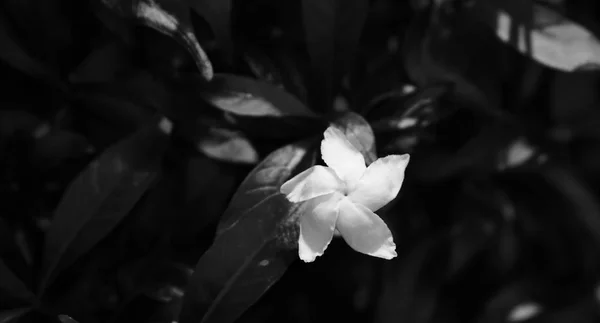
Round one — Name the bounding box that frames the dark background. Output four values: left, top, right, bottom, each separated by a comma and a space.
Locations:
2, 0, 600, 322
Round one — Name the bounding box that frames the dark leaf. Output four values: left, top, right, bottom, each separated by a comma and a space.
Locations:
122, 166, 182, 250
549, 72, 600, 124
57, 315, 79, 323
179, 141, 315, 323
171, 156, 239, 248
118, 257, 192, 302
493, 222, 520, 275
241, 48, 286, 88
447, 218, 494, 277
4, 0, 73, 69
202, 74, 318, 118
477, 282, 535, 323
164, 73, 321, 144
90, 0, 135, 43
525, 299, 597, 323
188, 0, 233, 58
473, 1, 600, 71
302, 0, 369, 110
353, 50, 405, 118
366, 84, 448, 122
74, 88, 153, 130
0, 308, 30, 323
150, 76, 238, 146
197, 128, 259, 164
224, 116, 326, 143
542, 166, 600, 247
72, 73, 165, 134
369, 85, 450, 139
38, 117, 172, 296
0, 258, 34, 303
30, 130, 92, 170
410, 123, 521, 182
404, 9, 506, 115
240, 46, 311, 104
109, 71, 172, 111
332, 111, 377, 164
375, 237, 442, 323
122, 154, 237, 253
68, 41, 131, 84
269, 48, 311, 105
95, 0, 213, 79
0, 9, 58, 82
0, 110, 40, 138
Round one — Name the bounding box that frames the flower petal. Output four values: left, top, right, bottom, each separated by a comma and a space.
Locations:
298, 193, 344, 262
321, 126, 366, 184
281, 165, 342, 203
349, 154, 410, 212
336, 198, 397, 260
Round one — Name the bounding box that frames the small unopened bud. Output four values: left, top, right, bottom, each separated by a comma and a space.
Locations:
159, 117, 173, 134
32, 123, 51, 139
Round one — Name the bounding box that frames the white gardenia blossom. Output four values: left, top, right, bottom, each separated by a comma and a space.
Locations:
280, 126, 410, 262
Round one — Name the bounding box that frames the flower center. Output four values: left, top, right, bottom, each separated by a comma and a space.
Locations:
341, 185, 350, 196
341, 179, 358, 196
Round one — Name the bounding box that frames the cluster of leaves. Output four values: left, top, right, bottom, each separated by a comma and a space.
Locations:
2, 0, 600, 322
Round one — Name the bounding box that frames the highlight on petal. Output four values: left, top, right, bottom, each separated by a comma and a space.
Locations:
320, 126, 366, 185
349, 154, 410, 212
336, 198, 397, 260
281, 165, 343, 203
297, 193, 344, 262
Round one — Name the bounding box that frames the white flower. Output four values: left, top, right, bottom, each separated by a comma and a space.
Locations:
280, 126, 410, 262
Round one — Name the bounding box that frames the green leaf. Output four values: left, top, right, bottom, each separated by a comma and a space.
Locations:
302, 0, 369, 110
38, 117, 172, 296
95, 0, 213, 80
0, 258, 34, 304
332, 111, 377, 164
179, 141, 315, 323
475, 2, 600, 71
202, 74, 318, 118
188, 0, 233, 59
0, 308, 31, 323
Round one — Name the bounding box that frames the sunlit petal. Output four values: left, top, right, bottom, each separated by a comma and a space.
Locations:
281, 165, 343, 203
320, 126, 366, 184
349, 154, 409, 212
298, 193, 344, 262
336, 198, 397, 260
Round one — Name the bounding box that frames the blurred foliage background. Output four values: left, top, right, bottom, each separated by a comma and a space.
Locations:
2, 0, 600, 322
